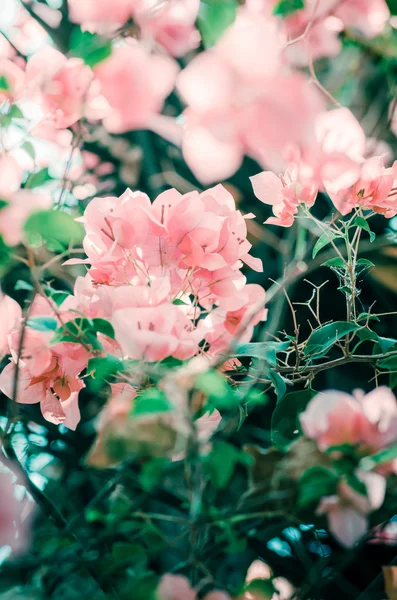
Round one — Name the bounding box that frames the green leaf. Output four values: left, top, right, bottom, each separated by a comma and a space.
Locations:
27, 316, 58, 332
172, 298, 188, 305
312, 231, 337, 258
378, 355, 397, 370
356, 258, 375, 269
91, 318, 115, 339
14, 280, 33, 292
353, 216, 375, 242
87, 355, 124, 391
271, 389, 316, 450
52, 317, 114, 349
273, 0, 304, 16
9, 105, 24, 119
131, 388, 172, 417
0, 199, 9, 211
233, 341, 289, 364
360, 444, 397, 470
305, 321, 361, 358
268, 369, 288, 399
24, 209, 84, 249
204, 441, 253, 489
0, 75, 9, 91
70, 27, 112, 67
198, 0, 238, 48
195, 369, 236, 410
111, 542, 147, 569
21, 141, 35, 159
139, 457, 169, 492
298, 466, 338, 508
321, 257, 345, 268
25, 167, 53, 189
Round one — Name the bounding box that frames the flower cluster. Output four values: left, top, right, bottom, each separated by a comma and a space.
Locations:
0, 185, 266, 430
67, 184, 266, 359
67, 0, 200, 57
299, 387, 397, 546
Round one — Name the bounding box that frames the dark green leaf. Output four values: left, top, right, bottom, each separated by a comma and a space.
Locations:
271, 389, 316, 450
305, 321, 361, 358
204, 441, 253, 489
70, 27, 112, 67
0, 199, 9, 211
87, 355, 124, 391
172, 298, 188, 305
321, 257, 345, 268
131, 388, 172, 417
353, 216, 375, 242
233, 341, 289, 364
312, 231, 337, 258
273, 0, 304, 16
298, 466, 338, 508
0, 75, 9, 91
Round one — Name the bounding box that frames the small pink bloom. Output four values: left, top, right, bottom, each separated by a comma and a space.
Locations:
135, 0, 201, 56
317, 470, 386, 547
25, 46, 109, 129
300, 387, 397, 456
95, 43, 178, 133
251, 165, 317, 227
0, 468, 31, 553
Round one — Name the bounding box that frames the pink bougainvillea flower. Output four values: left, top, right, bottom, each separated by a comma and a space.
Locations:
250, 164, 318, 227
300, 387, 397, 460
176, 7, 325, 183
324, 155, 397, 217
334, 0, 389, 38
68, 0, 200, 55
95, 43, 178, 133
317, 470, 386, 547
0, 326, 88, 430
68, 0, 134, 31
25, 46, 109, 129
135, 0, 201, 56
157, 574, 231, 600
0, 468, 31, 553
0, 57, 25, 102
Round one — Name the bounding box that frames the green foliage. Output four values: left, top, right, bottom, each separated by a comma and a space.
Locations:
27, 316, 58, 332
353, 216, 376, 242
298, 466, 338, 508
52, 317, 115, 349
204, 441, 253, 489
386, 0, 397, 15
24, 209, 84, 249
312, 231, 337, 258
271, 389, 316, 450
198, 0, 238, 47
131, 388, 172, 416
70, 27, 112, 67
87, 355, 125, 391
305, 321, 361, 358
25, 167, 53, 189
273, 0, 304, 17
